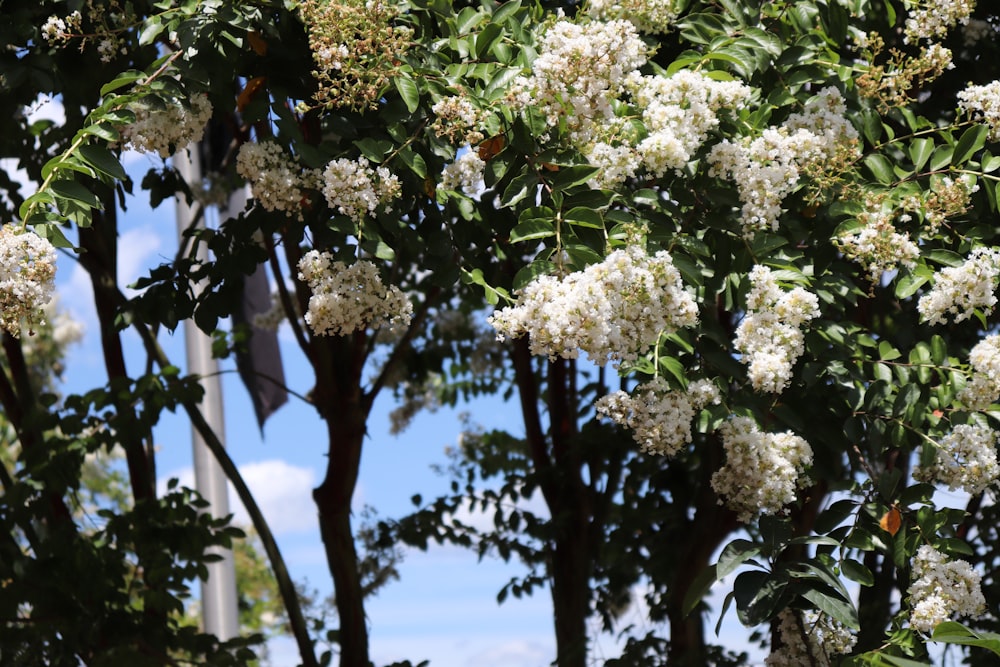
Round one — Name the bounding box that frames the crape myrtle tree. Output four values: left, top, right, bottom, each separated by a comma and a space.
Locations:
391, 0, 1000, 665
6, 0, 1000, 667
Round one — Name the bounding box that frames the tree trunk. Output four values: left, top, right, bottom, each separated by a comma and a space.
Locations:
547, 358, 590, 667
314, 404, 369, 667
550, 509, 590, 667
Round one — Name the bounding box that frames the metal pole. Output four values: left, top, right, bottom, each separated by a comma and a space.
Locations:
174, 145, 240, 641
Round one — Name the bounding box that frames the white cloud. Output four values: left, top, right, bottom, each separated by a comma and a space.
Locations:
158, 458, 318, 536
464, 639, 551, 667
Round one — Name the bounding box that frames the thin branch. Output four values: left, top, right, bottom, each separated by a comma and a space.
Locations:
511, 338, 557, 512
133, 319, 319, 667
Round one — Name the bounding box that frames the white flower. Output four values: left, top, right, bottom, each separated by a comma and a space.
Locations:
711, 416, 813, 522
734, 266, 820, 394
41, 16, 67, 43
958, 335, 1000, 410
917, 247, 1000, 325
958, 80, 1000, 142
837, 207, 920, 282
489, 244, 698, 366
321, 157, 400, 224
586, 0, 680, 34
908, 544, 985, 633
914, 423, 1000, 495
630, 70, 752, 178
765, 608, 857, 666
903, 0, 975, 44
120, 94, 213, 158
297, 251, 412, 337
708, 87, 858, 236
0, 225, 57, 337
237, 141, 321, 218
439, 151, 485, 196
594, 377, 720, 457
508, 19, 648, 145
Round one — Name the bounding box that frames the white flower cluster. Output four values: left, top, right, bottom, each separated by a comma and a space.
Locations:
765, 608, 857, 667
629, 70, 752, 179
489, 244, 698, 365
708, 87, 858, 236
837, 207, 920, 283
507, 19, 648, 144
958, 80, 1000, 142
914, 423, 1000, 495
237, 142, 321, 218
41, 11, 81, 44
586, 0, 680, 35
903, 0, 976, 44
316, 43, 350, 71
297, 250, 412, 337
584, 142, 642, 190
594, 377, 720, 457
0, 225, 57, 337
917, 247, 1000, 325
734, 266, 820, 394
439, 151, 486, 196
908, 544, 985, 633
958, 335, 1000, 410
322, 157, 401, 225
431, 96, 486, 145
120, 94, 213, 159
711, 416, 813, 522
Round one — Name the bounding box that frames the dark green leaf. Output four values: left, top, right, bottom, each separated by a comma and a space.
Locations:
953, 124, 989, 165
79, 144, 128, 181
393, 75, 420, 113
842, 559, 874, 587
50, 179, 102, 209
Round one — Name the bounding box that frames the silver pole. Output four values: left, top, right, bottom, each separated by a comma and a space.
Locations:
174, 145, 240, 641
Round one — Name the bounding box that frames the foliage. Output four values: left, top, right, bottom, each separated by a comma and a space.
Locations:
6, 0, 1000, 665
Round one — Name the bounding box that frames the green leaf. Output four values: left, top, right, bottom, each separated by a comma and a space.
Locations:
33, 223, 74, 249
864, 154, 895, 185
79, 144, 128, 181
716, 539, 762, 580
924, 248, 964, 267
878, 340, 901, 361
509, 218, 555, 243
801, 586, 860, 630
393, 75, 420, 113
81, 122, 121, 143
894, 271, 928, 299
929, 144, 953, 171
953, 124, 989, 165
100, 70, 145, 96
892, 383, 920, 418
50, 179, 102, 209
476, 23, 502, 59
492, 0, 522, 24
500, 173, 536, 207
909, 138, 934, 171
563, 207, 603, 229
455, 6, 484, 34
682, 564, 718, 616
932, 622, 1000, 656
460, 267, 508, 305
512, 260, 556, 291
842, 559, 875, 587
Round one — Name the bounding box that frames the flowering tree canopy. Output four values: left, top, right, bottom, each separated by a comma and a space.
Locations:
6, 0, 1000, 665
